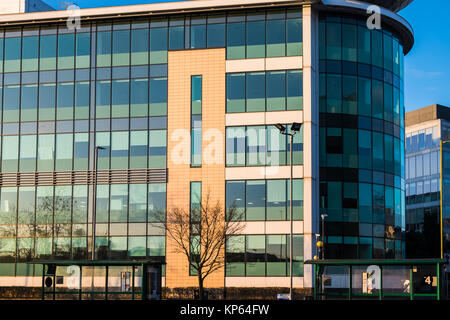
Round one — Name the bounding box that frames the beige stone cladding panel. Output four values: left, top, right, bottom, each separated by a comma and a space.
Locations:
166, 49, 226, 289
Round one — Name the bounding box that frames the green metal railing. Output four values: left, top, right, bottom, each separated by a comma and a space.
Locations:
29, 260, 163, 301
307, 259, 445, 301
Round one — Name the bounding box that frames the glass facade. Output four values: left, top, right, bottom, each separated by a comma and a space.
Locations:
0, 8, 304, 280
319, 15, 405, 259
226, 179, 303, 221
226, 70, 303, 113
226, 234, 303, 277
405, 125, 444, 258
226, 125, 303, 167
0, 183, 166, 276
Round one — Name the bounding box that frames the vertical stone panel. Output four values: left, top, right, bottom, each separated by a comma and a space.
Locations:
166, 49, 226, 289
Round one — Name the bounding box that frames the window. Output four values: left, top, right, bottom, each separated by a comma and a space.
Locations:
129, 184, 147, 222
246, 235, 266, 276
246, 180, 265, 221
111, 132, 129, 169
286, 17, 302, 56
148, 183, 166, 222
226, 236, 245, 276
113, 30, 130, 66
266, 18, 285, 57
357, 26, 371, 64
0, 187, 17, 225
326, 22, 341, 60
96, 185, 109, 223
55, 134, 73, 171
3, 85, 20, 123
226, 179, 303, 222
58, 33, 75, 69
75, 81, 90, 119
207, 23, 225, 48
148, 236, 165, 257
287, 70, 303, 110
342, 23, 357, 62
266, 71, 286, 111
128, 236, 146, 257
226, 127, 245, 166
149, 130, 167, 169
2, 136, 19, 172
149, 78, 167, 116
73, 185, 88, 224
96, 81, 111, 118
40, 35, 57, 70
20, 135, 36, 172
226, 234, 304, 277
227, 22, 245, 60
150, 28, 167, 64
226, 181, 245, 220
4, 37, 21, 73
342, 75, 357, 114
38, 134, 55, 171
226, 73, 245, 113
131, 79, 149, 117
226, 125, 302, 167
131, 28, 149, 65
57, 82, 74, 120
246, 126, 266, 166
246, 72, 265, 112
112, 80, 130, 117
36, 186, 53, 224
110, 184, 128, 223
39, 83, 56, 121
21, 84, 38, 121
358, 78, 371, 116
54, 186, 71, 223
22, 36, 39, 72
191, 76, 202, 167
191, 24, 206, 49
74, 133, 89, 170
18, 187, 35, 224
169, 24, 184, 50
326, 74, 342, 114
247, 21, 265, 58
76, 33, 91, 68
97, 31, 112, 67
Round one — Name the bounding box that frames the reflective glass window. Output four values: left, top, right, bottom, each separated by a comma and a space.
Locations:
110, 184, 128, 223
40, 35, 57, 70
58, 33, 75, 69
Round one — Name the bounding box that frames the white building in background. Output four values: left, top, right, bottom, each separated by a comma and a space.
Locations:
0, 0, 54, 14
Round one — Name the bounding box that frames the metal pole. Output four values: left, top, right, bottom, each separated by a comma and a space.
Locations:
92, 146, 99, 261
91, 146, 101, 300
441, 140, 444, 259
289, 133, 294, 301
322, 216, 325, 259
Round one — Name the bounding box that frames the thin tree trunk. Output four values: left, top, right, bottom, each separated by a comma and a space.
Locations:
198, 274, 204, 300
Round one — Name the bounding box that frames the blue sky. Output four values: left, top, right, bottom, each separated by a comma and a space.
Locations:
43, 0, 448, 112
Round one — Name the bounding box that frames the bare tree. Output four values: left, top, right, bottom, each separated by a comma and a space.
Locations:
156, 193, 244, 300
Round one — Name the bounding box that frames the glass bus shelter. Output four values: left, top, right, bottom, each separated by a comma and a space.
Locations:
305, 259, 446, 300
29, 260, 164, 300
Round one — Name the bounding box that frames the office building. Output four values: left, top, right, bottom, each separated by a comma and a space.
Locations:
405, 104, 450, 259
0, 0, 413, 298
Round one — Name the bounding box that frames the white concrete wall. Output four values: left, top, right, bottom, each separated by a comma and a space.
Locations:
302, 4, 320, 289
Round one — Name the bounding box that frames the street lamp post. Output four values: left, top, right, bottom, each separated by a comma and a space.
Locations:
273, 123, 301, 301
440, 140, 450, 259
91, 146, 106, 261
321, 213, 328, 259
90, 146, 106, 300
